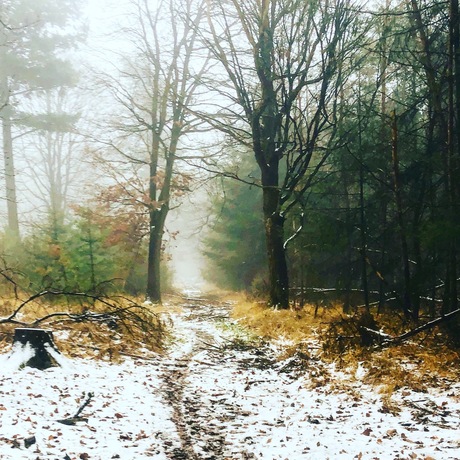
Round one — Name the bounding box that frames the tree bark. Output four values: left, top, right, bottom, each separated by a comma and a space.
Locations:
262, 180, 289, 308
444, 0, 459, 313
146, 128, 177, 303
146, 206, 168, 303
254, 1, 289, 309
391, 111, 413, 318
1, 100, 20, 238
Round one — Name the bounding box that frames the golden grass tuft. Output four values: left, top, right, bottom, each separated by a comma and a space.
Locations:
232, 299, 343, 343
231, 298, 460, 393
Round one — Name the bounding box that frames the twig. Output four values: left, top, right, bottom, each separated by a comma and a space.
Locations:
198, 339, 223, 350
74, 392, 94, 418
57, 392, 94, 426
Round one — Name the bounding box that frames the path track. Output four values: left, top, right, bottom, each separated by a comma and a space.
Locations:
158, 293, 257, 460
154, 292, 460, 460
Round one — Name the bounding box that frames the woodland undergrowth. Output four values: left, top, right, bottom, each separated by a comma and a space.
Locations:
232, 298, 460, 394
0, 291, 168, 361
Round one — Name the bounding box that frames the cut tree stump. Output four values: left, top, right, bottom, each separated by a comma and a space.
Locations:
13, 328, 60, 370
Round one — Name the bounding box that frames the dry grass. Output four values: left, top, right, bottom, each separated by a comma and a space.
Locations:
0, 292, 168, 362
232, 299, 460, 393
232, 299, 342, 342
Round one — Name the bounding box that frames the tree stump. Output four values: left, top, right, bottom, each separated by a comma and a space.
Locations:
13, 328, 60, 370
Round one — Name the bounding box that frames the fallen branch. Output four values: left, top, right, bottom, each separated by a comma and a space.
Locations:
0, 290, 162, 332
361, 327, 393, 343
0, 289, 155, 325
0, 290, 51, 325
374, 308, 460, 347
57, 392, 94, 426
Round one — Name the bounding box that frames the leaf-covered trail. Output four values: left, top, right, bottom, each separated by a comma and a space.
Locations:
0, 292, 460, 459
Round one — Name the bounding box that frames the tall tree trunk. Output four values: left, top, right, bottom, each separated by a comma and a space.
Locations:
357, 76, 369, 312
377, 197, 388, 314
146, 130, 177, 303
342, 174, 353, 314
146, 133, 160, 302
444, 0, 459, 313
358, 160, 370, 312
409, 0, 455, 313
1, 101, 20, 238
146, 207, 167, 303
391, 110, 412, 318
83, 224, 97, 295
261, 167, 289, 308
257, 153, 290, 310
378, 12, 389, 314
453, 0, 460, 310
252, 0, 289, 309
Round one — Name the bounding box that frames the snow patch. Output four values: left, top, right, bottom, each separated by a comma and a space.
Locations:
0, 342, 35, 371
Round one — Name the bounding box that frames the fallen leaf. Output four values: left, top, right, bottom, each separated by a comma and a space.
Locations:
386, 429, 397, 438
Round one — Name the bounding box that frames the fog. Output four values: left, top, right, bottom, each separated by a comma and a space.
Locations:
0, 0, 216, 293
83, 0, 212, 290
167, 192, 209, 290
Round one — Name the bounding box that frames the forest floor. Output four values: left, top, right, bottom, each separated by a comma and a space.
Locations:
0, 291, 459, 459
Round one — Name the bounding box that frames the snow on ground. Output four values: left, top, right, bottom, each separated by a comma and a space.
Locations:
187, 348, 460, 459
0, 352, 178, 459
1, 295, 460, 460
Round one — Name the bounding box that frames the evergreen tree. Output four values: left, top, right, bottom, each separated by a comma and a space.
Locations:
203, 172, 267, 292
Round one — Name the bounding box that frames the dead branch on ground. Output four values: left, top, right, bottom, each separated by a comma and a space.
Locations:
0, 288, 167, 354
0, 289, 159, 327
375, 308, 460, 347
57, 392, 94, 425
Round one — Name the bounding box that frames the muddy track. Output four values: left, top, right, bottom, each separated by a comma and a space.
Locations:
159, 295, 243, 460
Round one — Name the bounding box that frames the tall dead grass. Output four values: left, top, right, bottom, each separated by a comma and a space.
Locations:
232, 299, 460, 392
0, 292, 168, 361
232, 299, 342, 341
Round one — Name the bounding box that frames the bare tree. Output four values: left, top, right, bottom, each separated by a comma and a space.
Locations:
201, 0, 361, 307
95, 0, 208, 302
20, 88, 85, 235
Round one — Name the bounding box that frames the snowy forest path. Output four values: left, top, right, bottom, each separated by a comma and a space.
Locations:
1, 291, 459, 459
153, 291, 460, 460
157, 292, 257, 460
